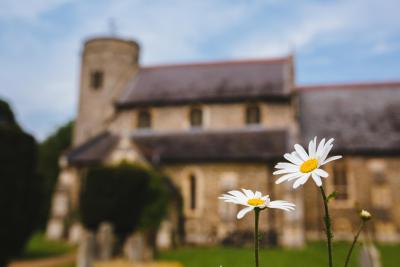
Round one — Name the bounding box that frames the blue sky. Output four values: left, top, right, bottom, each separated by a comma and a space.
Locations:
0, 0, 399, 140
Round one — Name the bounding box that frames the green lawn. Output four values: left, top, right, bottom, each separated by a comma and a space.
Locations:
19, 232, 75, 259
158, 242, 400, 267
53, 264, 75, 267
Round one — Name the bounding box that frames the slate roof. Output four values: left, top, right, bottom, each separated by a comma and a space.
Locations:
298, 82, 400, 155
131, 129, 288, 163
66, 132, 119, 165
116, 56, 293, 108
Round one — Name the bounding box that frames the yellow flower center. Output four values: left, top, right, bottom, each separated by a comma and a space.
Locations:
300, 158, 318, 173
247, 198, 265, 206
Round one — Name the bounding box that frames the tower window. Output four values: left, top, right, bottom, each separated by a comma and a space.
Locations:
189, 107, 202, 128
333, 161, 348, 200
90, 70, 103, 89
246, 104, 261, 125
189, 174, 196, 210
137, 110, 151, 129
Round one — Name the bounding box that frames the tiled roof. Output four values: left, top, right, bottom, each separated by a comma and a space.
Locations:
298, 82, 400, 155
66, 132, 119, 165
117, 56, 293, 108
131, 129, 288, 163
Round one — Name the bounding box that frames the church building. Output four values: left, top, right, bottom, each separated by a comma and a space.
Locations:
46, 37, 400, 248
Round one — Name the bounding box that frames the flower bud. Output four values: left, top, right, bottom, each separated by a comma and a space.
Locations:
360, 209, 372, 221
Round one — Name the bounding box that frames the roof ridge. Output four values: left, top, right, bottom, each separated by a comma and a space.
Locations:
297, 80, 400, 91
140, 55, 291, 70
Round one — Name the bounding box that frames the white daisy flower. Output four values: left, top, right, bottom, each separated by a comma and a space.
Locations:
273, 137, 342, 189
219, 189, 295, 219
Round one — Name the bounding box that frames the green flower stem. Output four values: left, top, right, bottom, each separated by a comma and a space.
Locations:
344, 221, 366, 267
319, 186, 333, 267
254, 208, 260, 267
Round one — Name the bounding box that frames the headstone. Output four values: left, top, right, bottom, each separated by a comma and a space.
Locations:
46, 218, 64, 240
360, 244, 381, 267
124, 232, 153, 261
77, 231, 96, 267
96, 222, 115, 260
157, 221, 172, 249
52, 192, 69, 217
69, 222, 83, 244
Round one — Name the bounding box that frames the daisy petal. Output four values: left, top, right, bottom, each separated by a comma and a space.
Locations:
268, 200, 296, 211
237, 206, 254, 219
324, 138, 335, 150
254, 191, 262, 198
287, 173, 304, 181
273, 169, 298, 175
311, 172, 322, 187
219, 196, 244, 205
275, 172, 302, 184
322, 155, 342, 165
308, 137, 316, 157
293, 173, 310, 189
275, 162, 299, 170
316, 138, 326, 158
284, 153, 302, 165
314, 168, 329, 178
228, 190, 247, 200
242, 189, 254, 199
294, 144, 309, 161
320, 144, 333, 162
261, 195, 271, 203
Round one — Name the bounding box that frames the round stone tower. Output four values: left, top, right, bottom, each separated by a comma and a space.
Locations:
73, 37, 140, 146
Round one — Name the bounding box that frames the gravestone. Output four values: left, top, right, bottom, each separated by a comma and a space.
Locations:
360, 244, 381, 267
124, 232, 153, 261
69, 222, 83, 244
77, 231, 96, 267
96, 222, 115, 260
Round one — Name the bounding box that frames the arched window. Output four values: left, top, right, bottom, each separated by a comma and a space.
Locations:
246, 104, 261, 125
189, 107, 202, 127
137, 110, 151, 129
333, 161, 348, 200
189, 174, 196, 210
90, 70, 103, 90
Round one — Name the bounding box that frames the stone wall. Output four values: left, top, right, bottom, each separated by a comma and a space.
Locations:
110, 102, 295, 136
304, 156, 400, 243
163, 162, 304, 247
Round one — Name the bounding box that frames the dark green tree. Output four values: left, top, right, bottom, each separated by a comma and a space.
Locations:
37, 121, 73, 227
80, 162, 169, 244
0, 99, 44, 265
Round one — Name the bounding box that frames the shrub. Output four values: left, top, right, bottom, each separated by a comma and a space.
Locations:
38, 121, 73, 228
79, 162, 169, 241
0, 99, 44, 265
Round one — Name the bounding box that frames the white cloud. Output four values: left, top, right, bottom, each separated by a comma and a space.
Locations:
0, 0, 75, 20
229, 0, 400, 58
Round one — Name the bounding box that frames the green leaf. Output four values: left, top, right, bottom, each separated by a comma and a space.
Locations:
327, 191, 337, 202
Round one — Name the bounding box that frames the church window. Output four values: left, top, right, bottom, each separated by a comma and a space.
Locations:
333, 161, 348, 200
189, 174, 196, 210
246, 104, 261, 125
90, 70, 103, 89
137, 110, 151, 129
189, 107, 202, 127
